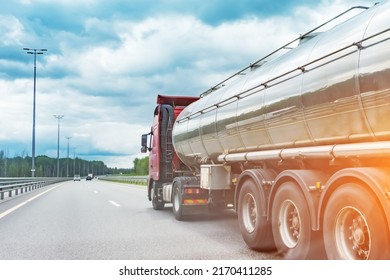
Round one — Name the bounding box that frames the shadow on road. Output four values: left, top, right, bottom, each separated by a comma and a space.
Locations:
146, 205, 327, 260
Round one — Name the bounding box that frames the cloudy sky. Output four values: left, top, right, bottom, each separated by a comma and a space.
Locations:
0, 0, 376, 168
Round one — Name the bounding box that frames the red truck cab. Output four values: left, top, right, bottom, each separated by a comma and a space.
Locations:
141, 95, 199, 208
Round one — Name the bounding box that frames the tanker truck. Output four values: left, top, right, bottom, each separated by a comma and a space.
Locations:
141, 1, 390, 259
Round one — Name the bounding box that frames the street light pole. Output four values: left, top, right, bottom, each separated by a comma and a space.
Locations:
23, 48, 47, 177
65, 136, 72, 177
73, 147, 76, 176
54, 115, 64, 177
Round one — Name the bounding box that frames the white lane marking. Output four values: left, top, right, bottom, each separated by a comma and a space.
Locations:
0, 183, 64, 220
109, 200, 120, 207
93, 190, 98, 194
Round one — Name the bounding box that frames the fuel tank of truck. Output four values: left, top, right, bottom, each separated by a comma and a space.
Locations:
172, 1, 390, 169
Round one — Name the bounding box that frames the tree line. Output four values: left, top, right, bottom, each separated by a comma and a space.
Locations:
102, 157, 149, 176
133, 157, 148, 175
0, 152, 107, 177
0, 149, 149, 177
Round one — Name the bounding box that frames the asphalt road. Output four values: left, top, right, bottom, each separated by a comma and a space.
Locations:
0, 179, 282, 260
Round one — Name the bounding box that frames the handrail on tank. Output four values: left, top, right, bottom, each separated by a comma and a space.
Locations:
199, 5, 370, 98
177, 26, 390, 124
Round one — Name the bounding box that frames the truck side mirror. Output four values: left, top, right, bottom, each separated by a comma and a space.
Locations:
141, 134, 148, 153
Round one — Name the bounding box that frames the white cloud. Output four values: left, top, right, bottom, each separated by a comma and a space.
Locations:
0, 15, 25, 46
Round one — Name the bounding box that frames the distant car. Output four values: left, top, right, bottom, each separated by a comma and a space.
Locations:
86, 175, 93, 181
73, 175, 81, 181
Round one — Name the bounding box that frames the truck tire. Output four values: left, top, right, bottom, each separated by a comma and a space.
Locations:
172, 183, 183, 220
271, 181, 311, 259
238, 179, 275, 251
323, 183, 390, 259
151, 182, 165, 210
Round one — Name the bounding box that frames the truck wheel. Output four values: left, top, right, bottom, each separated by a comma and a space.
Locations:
172, 184, 184, 220
272, 181, 311, 259
151, 183, 165, 210
323, 183, 390, 259
238, 179, 275, 251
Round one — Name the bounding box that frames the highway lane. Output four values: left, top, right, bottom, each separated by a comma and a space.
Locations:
0, 179, 282, 260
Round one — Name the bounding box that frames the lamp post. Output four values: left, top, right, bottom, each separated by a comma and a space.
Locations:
23, 48, 47, 177
54, 115, 64, 177
73, 147, 76, 176
65, 136, 72, 177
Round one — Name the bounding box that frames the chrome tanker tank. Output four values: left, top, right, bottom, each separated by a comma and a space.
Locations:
173, 1, 390, 169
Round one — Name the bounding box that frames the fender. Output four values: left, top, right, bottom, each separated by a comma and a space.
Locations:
236, 169, 277, 217
318, 167, 390, 232
268, 170, 329, 230
147, 178, 153, 201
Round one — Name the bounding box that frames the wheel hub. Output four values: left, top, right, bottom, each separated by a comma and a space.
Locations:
289, 208, 301, 239
335, 207, 371, 260
349, 216, 369, 258
242, 193, 257, 233
279, 200, 301, 248
352, 228, 364, 245
251, 207, 256, 221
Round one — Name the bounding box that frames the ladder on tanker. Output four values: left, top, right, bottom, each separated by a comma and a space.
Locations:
164, 116, 174, 179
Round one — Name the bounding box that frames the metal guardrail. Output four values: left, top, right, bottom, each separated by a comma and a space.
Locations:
98, 176, 147, 185
0, 177, 39, 186
0, 177, 70, 201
